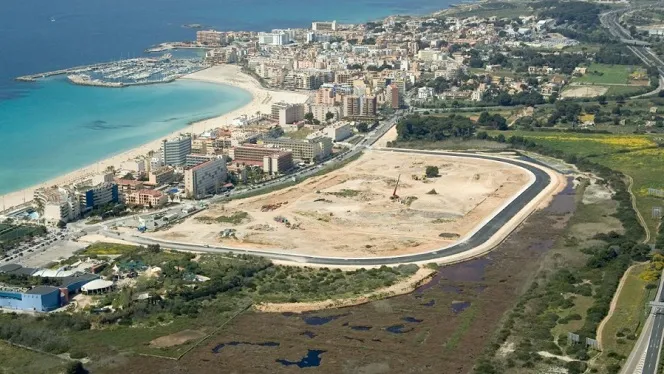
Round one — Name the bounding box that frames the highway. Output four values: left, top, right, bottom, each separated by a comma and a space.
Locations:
622, 267, 664, 374
99, 112, 555, 266
603, 5, 664, 372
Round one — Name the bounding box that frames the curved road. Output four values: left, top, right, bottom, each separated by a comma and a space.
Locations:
107, 149, 553, 266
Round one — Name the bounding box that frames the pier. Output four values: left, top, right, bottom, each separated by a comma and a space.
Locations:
15, 57, 209, 88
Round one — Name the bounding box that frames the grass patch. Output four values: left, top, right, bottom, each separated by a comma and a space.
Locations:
606, 85, 650, 97
574, 64, 642, 85
487, 130, 663, 239
445, 302, 480, 350
285, 128, 314, 140
601, 263, 655, 357
0, 341, 68, 374
81, 242, 138, 256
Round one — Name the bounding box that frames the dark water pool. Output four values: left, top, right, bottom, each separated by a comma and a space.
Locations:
438, 257, 490, 282
451, 301, 471, 314
350, 325, 373, 331
402, 316, 423, 323
386, 324, 415, 334
276, 349, 326, 368
302, 312, 350, 325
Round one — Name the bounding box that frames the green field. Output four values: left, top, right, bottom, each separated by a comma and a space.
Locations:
606, 84, 650, 97
601, 263, 655, 357
0, 342, 69, 374
575, 64, 642, 85
80, 242, 139, 256
488, 130, 664, 239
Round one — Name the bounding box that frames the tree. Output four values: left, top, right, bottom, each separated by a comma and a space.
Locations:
56, 220, 67, 229
325, 111, 335, 122
304, 112, 314, 123
313, 119, 321, 125
121, 173, 134, 180
425, 166, 439, 178
356, 122, 369, 132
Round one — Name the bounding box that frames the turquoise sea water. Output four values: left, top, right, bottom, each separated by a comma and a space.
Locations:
0, 0, 455, 195
0, 78, 251, 194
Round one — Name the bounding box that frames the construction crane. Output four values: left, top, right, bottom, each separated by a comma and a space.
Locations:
390, 174, 401, 200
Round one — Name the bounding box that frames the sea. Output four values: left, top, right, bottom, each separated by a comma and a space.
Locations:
0, 0, 453, 195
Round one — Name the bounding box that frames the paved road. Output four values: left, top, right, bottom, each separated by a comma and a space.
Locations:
104, 148, 552, 266
622, 267, 664, 374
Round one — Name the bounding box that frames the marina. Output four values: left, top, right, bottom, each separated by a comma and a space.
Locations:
15, 55, 209, 88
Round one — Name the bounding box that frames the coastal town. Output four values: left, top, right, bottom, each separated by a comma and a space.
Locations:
5, 0, 664, 373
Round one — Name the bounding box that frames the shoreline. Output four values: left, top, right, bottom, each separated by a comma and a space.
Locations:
0, 64, 308, 213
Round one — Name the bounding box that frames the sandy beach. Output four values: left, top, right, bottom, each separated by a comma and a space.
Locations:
1, 65, 309, 212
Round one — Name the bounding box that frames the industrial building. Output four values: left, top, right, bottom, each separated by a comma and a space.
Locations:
184, 158, 228, 199
162, 135, 192, 166
261, 137, 332, 162
0, 264, 100, 312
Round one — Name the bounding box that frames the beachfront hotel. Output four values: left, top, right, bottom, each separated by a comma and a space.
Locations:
271, 102, 305, 125
184, 158, 228, 199
230, 145, 294, 175
162, 135, 192, 166
261, 137, 332, 163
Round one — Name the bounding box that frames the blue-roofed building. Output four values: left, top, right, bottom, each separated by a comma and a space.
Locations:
0, 286, 61, 312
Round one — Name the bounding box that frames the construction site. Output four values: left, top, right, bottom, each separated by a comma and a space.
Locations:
150, 151, 532, 258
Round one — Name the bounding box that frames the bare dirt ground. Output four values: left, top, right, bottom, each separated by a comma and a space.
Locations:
560, 85, 608, 98
149, 330, 206, 348
151, 151, 531, 258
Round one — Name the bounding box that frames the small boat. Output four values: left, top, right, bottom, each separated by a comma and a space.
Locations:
50, 17, 56, 22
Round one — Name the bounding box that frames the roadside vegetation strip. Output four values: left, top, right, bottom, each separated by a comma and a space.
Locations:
628, 175, 651, 243
599, 263, 654, 356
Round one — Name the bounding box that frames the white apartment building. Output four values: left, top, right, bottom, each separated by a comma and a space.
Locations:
418, 87, 435, 100
184, 158, 228, 199
308, 104, 342, 122
323, 122, 353, 142
312, 21, 337, 31
271, 102, 305, 125
34, 187, 80, 223
258, 32, 291, 46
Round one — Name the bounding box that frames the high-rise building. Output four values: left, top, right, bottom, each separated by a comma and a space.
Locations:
361, 95, 377, 116
184, 158, 228, 199
34, 187, 80, 223
162, 135, 192, 166
78, 182, 119, 213
271, 102, 305, 125
343, 95, 361, 117
387, 84, 400, 109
